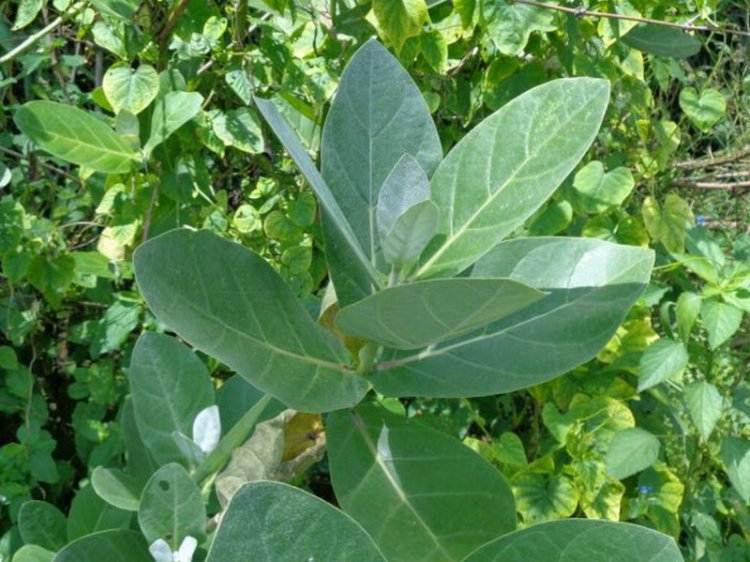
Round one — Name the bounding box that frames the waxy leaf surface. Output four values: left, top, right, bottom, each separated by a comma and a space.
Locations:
374, 237, 653, 397
134, 229, 367, 412
321, 39, 442, 303
336, 278, 544, 350
14, 101, 137, 173
327, 405, 516, 562
417, 78, 609, 278
206, 482, 385, 562
53, 530, 151, 562
462, 519, 682, 562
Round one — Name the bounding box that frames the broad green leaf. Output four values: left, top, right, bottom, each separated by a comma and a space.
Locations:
606, 428, 660, 479
215, 375, 283, 432
89, 300, 141, 358
676, 291, 702, 343
374, 237, 653, 397
53, 530, 151, 562
14, 101, 137, 173
12, 0, 43, 30
121, 398, 158, 487
462, 519, 683, 562
129, 333, 214, 466
91, 0, 140, 18
622, 24, 701, 58
138, 464, 206, 548
102, 65, 159, 115
679, 87, 726, 132
144, 92, 203, 154
420, 30, 448, 72
134, 229, 367, 412
11, 545, 54, 562
480, 0, 556, 56
527, 200, 573, 236
91, 468, 141, 511
637, 338, 688, 392
320, 39, 442, 303
206, 482, 386, 562
417, 79, 610, 278
685, 381, 723, 441
0, 346, 18, 370
722, 436, 750, 502
701, 299, 742, 349
571, 161, 635, 214
382, 200, 439, 268
372, 0, 428, 52
327, 405, 516, 562
211, 108, 263, 153
18, 501, 67, 551
642, 194, 693, 253
225, 69, 253, 104
254, 96, 380, 290
337, 278, 544, 350
513, 473, 577, 522
66, 485, 131, 542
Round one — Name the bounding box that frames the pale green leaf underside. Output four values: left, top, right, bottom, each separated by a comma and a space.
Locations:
321, 38, 442, 304
134, 229, 367, 412
461, 519, 683, 562
336, 278, 545, 350
418, 78, 610, 278
206, 482, 386, 562
382, 199, 439, 267
53, 530, 152, 562
377, 153, 432, 242
328, 405, 516, 562
129, 333, 214, 466
14, 101, 137, 173
103, 65, 159, 115
91, 467, 141, 511
374, 237, 653, 397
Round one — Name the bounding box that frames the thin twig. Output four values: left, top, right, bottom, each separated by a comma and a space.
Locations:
158, 0, 191, 48
513, 0, 750, 38
0, 146, 80, 183
675, 145, 750, 170
0, 2, 85, 65
672, 179, 750, 189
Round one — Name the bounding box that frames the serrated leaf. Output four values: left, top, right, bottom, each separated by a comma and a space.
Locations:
207, 482, 386, 562
701, 299, 742, 349
134, 229, 368, 412
372, 0, 428, 52
14, 101, 137, 173
320, 39, 442, 304
606, 428, 660, 479
622, 24, 701, 58
685, 381, 723, 441
138, 464, 206, 548
374, 238, 653, 398
572, 161, 635, 214
722, 436, 750, 502
327, 404, 516, 562
417, 78, 610, 278
144, 91, 203, 154
103, 65, 159, 115
637, 338, 688, 391
462, 519, 683, 562
679, 87, 726, 132
337, 278, 544, 350
676, 291, 702, 343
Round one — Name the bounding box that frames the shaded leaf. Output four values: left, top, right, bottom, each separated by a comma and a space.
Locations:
211, 108, 263, 153
18, 501, 67, 551
206, 482, 386, 562
53, 530, 151, 562
67, 485, 131, 542
337, 278, 544, 350
144, 92, 203, 154
328, 404, 516, 562
606, 428, 660, 479
622, 24, 701, 58
685, 381, 723, 441
722, 436, 750, 502
676, 291, 702, 343
134, 229, 367, 412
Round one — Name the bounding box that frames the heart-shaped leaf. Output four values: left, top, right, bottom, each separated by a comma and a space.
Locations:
572, 161, 635, 214
374, 237, 653, 397
134, 229, 368, 412
679, 87, 726, 132
336, 278, 545, 350
103, 65, 160, 115
622, 24, 701, 58
206, 482, 386, 562
462, 519, 683, 562
327, 404, 516, 562
417, 78, 610, 278
642, 194, 693, 253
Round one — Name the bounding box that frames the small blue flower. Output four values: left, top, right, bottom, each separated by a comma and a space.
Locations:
638, 485, 653, 494
696, 215, 706, 226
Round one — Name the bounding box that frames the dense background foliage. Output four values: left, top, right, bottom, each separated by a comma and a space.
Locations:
0, 0, 749, 560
